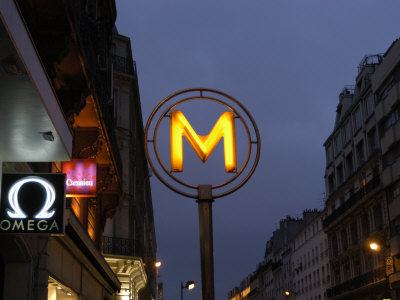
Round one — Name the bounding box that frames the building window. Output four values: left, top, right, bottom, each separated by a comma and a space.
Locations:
354, 258, 361, 276
377, 75, 394, 102
383, 141, 400, 168
343, 119, 352, 144
381, 106, 400, 135
326, 143, 333, 163
367, 128, 378, 154
334, 133, 342, 155
353, 106, 362, 132
373, 204, 383, 230
356, 140, 365, 166
336, 164, 344, 186
328, 173, 336, 194
365, 93, 375, 117
331, 234, 338, 256
361, 213, 370, 238
350, 221, 358, 245
341, 229, 348, 251
48, 276, 78, 300
345, 152, 354, 178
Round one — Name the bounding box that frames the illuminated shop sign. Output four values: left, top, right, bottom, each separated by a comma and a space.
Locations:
0, 174, 65, 234
170, 110, 237, 173
62, 159, 96, 197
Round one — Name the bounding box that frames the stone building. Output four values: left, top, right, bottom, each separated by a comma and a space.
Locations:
322, 39, 400, 299
0, 1, 156, 299
291, 210, 329, 300
103, 29, 157, 300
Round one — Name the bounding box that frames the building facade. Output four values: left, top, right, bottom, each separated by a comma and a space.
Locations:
322, 39, 400, 299
0, 1, 156, 300
291, 210, 329, 300
103, 29, 157, 300
229, 211, 326, 300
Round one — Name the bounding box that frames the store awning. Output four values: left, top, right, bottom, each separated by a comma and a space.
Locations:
0, 0, 72, 161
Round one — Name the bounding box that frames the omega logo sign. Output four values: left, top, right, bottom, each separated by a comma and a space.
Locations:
0, 174, 66, 234
145, 88, 260, 199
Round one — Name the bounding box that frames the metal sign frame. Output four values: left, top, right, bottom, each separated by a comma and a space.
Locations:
145, 88, 260, 300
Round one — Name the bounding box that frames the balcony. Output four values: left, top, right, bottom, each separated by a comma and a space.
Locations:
326, 267, 386, 298
103, 236, 135, 257
323, 176, 380, 228
111, 54, 137, 76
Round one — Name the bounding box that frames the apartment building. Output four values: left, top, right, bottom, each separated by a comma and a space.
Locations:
371, 38, 400, 297
322, 40, 400, 299
291, 210, 329, 300
103, 29, 157, 300
0, 1, 157, 299
229, 211, 331, 300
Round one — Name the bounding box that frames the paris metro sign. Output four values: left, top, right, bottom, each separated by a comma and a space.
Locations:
145, 88, 260, 199
145, 88, 260, 300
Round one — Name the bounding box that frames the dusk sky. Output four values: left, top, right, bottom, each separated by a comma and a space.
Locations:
115, 1, 400, 299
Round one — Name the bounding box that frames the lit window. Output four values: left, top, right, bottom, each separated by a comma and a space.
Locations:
48, 276, 78, 300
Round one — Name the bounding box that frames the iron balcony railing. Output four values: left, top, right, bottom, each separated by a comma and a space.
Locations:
323, 176, 380, 228
103, 236, 134, 256
111, 54, 137, 76
326, 266, 386, 298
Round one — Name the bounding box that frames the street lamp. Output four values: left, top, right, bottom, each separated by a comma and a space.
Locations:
284, 290, 298, 297
155, 260, 162, 300
369, 242, 380, 251
181, 281, 195, 300
155, 260, 162, 268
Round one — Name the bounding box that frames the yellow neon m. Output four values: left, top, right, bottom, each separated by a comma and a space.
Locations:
170, 110, 237, 172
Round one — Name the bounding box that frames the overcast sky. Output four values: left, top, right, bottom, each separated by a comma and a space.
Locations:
115, 1, 400, 299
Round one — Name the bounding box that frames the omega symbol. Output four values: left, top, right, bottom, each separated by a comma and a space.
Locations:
7, 176, 56, 219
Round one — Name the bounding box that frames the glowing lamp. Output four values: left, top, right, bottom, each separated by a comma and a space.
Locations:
370, 242, 379, 251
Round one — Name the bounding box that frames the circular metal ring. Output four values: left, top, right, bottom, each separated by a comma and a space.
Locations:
152, 96, 251, 190
144, 88, 261, 199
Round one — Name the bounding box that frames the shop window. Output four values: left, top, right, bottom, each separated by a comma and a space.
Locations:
48, 276, 78, 300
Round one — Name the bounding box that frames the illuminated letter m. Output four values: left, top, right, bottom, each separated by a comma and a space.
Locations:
170, 110, 237, 173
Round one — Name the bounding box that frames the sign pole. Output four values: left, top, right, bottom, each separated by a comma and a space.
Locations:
197, 184, 215, 300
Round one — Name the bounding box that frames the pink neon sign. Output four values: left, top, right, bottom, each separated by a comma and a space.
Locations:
63, 159, 96, 197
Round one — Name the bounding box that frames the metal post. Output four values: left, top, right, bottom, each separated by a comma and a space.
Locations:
197, 184, 215, 300
180, 281, 183, 300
